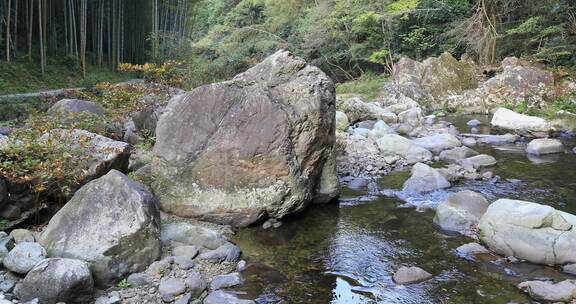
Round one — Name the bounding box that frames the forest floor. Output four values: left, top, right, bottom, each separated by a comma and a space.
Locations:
0, 56, 134, 95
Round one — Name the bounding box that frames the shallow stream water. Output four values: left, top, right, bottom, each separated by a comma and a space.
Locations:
233, 115, 576, 304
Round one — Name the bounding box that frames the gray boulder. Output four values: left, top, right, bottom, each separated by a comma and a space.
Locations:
337, 97, 397, 124
161, 222, 228, 250
204, 290, 255, 304
412, 133, 461, 154
186, 272, 207, 297
143, 50, 339, 227
40, 170, 161, 287
48, 99, 106, 117
526, 138, 564, 155
398, 107, 424, 127
439, 146, 479, 163
3, 242, 46, 274
393, 266, 432, 285
13, 258, 93, 304
434, 191, 489, 236
518, 280, 576, 302
376, 134, 432, 164
491, 108, 552, 137
210, 272, 243, 290
159, 278, 187, 302
466, 133, 520, 145
403, 163, 450, 193
479, 199, 576, 265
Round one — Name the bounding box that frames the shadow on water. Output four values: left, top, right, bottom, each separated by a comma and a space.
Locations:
233, 114, 576, 304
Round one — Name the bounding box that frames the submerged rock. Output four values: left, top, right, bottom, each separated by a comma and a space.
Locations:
434, 190, 489, 237
491, 108, 552, 137
518, 280, 576, 302
455, 243, 489, 258
479, 199, 576, 265
393, 266, 433, 285
526, 138, 564, 155
40, 170, 161, 287
402, 163, 450, 193
14, 258, 94, 304
204, 290, 255, 304
457, 154, 497, 169
143, 50, 339, 227
210, 272, 243, 290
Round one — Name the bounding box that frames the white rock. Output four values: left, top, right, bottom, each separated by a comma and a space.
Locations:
526, 138, 564, 155
402, 163, 450, 193
434, 191, 489, 236
376, 135, 432, 164
518, 280, 576, 302
479, 199, 576, 265
393, 266, 432, 285
398, 107, 424, 127
491, 108, 552, 137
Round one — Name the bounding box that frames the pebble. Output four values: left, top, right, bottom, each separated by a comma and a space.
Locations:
393, 266, 433, 285
185, 272, 207, 297
236, 260, 247, 272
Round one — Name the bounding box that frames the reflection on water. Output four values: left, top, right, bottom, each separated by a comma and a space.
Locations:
233, 115, 576, 304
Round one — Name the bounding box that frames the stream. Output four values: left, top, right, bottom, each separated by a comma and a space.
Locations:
232, 115, 576, 304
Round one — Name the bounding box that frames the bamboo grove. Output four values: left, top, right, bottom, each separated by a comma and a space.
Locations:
0, 0, 190, 76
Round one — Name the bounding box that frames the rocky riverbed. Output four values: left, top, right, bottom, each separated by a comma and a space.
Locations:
0, 50, 576, 304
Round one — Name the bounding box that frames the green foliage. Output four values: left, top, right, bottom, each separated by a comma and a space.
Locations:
0, 219, 7, 230
116, 279, 131, 289
387, 0, 420, 14
553, 96, 576, 114
335, 73, 388, 101
369, 49, 391, 65
506, 17, 541, 35
0, 114, 94, 196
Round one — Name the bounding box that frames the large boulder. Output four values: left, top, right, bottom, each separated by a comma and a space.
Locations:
376, 134, 432, 164
141, 50, 339, 227
14, 258, 94, 304
491, 108, 553, 137
526, 138, 564, 155
40, 170, 161, 287
433, 191, 489, 237
412, 133, 461, 154
402, 163, 450, 193
478, 199, 576, 265
390, 53, 477, 102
